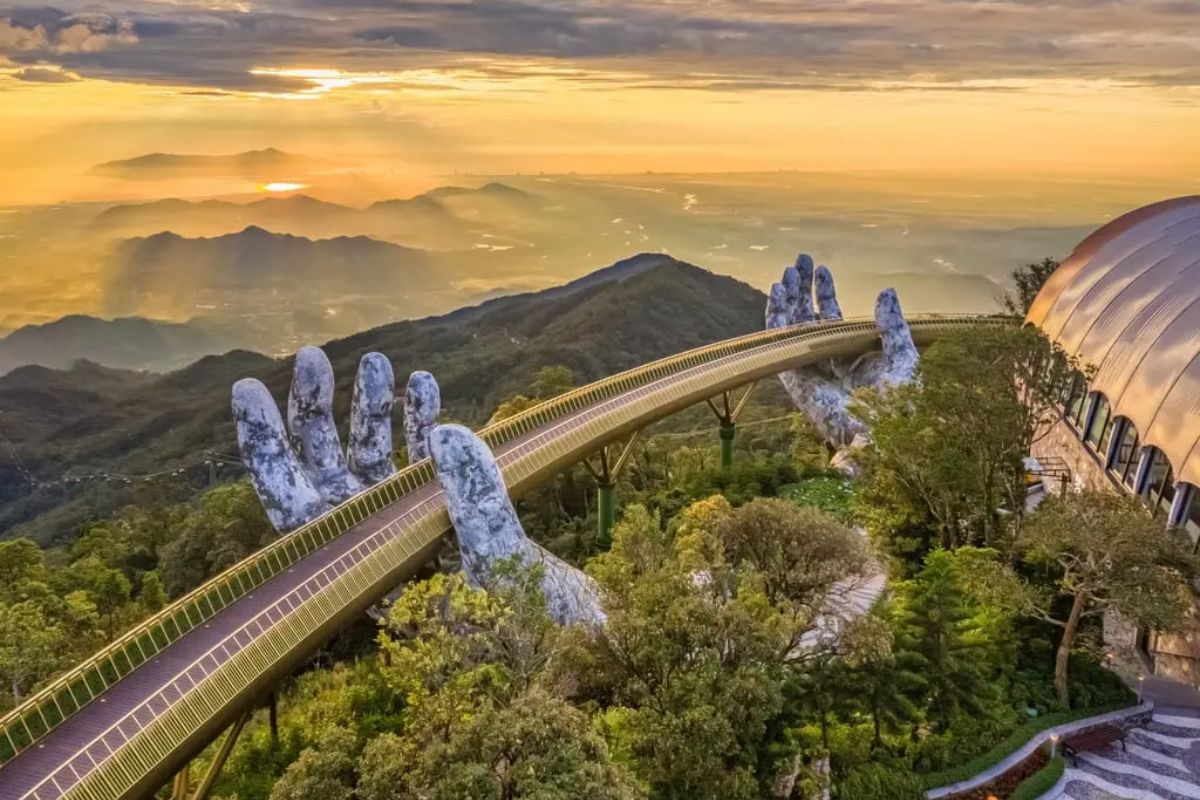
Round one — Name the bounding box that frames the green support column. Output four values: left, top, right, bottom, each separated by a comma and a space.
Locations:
587, 433, 640, 550
597, 481, 616, 548
719, 422, 736, 470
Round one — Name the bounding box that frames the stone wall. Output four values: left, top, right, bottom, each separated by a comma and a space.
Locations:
1031, 417, 1114, 494
1035, 417, 1200, 686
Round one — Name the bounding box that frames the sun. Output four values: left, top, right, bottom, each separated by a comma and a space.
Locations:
260, 181, 306, 193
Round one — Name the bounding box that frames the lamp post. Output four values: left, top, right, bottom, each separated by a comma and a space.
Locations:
1137, 673, 1146, 704
1050, 734, 1060, 759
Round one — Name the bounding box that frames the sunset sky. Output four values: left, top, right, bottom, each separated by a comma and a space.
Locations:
1, 0, 1198, 206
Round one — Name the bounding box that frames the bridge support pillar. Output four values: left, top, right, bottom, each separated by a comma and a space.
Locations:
191, 709, 251, 800
719, 423, 736, 470
706, 383, 756, 471
170, 767, 191, 800
597, 482, 616, 549
585, 433, 640, 549
269, 692, 279, 750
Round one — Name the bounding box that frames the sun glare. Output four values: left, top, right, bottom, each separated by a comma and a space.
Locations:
261, 182, 306, 192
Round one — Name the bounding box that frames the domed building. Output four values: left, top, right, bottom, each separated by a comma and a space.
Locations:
1027, 195, 1200, 682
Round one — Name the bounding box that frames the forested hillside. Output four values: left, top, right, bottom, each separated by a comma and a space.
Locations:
0, 257, 765, 544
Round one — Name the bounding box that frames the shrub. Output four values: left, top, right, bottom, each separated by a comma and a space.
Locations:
835, 764, 924, 800
778, 477, 856, 523
1010, 755, 1065, 800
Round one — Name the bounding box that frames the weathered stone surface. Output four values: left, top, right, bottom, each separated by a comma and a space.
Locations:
404, 370, 440, 463
233, 378, 330, 531
815, 265, 843, 321
238, 351, 604, 626
778, 369, 865, 448
347, 352, 397, 484
765, 282, 790, 329
288, 346, 364, 503
237, 347, 402, 531
872, 288, 918, 386
766, 255, 919, 472
428, 423, 606, 627
787, 254, 816, 324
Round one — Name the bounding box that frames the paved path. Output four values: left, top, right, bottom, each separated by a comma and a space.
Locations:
1056, 708, 1200, 799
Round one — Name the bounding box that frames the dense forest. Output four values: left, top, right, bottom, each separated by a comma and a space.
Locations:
2, 260, 1188, 799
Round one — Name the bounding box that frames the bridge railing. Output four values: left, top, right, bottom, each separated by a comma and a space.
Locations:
0, 314, 995, 765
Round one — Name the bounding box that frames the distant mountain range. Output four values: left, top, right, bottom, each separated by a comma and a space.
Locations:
0, 257, 766, 544
90, 148, 309, 179
92, 183, 537, 247
102, 226, 454, 335
0, 316, 244, 375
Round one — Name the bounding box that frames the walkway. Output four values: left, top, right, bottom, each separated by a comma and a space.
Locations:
1056, 708, 1200, 799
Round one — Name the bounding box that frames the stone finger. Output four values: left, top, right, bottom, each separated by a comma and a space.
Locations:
815, 265, 843, 321
404, 370, 441, 463
791, 254, 816, 323
347, 352, 397, 485
233, 378, 329, 532
765, 282, 791, 329
287, 346, 363, 503
874, 288, 919, 385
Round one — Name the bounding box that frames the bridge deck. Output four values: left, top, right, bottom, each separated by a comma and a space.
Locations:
0, 479, 441, 799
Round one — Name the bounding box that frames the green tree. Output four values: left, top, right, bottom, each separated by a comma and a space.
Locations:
69, 556, 133, 641
1017, 490, 1197, 705
903, 549, 996, 730
269, 727, 357, 800
158, 481, 274, 596
487, 394, 539, 425
0, 539, 48, 600
844, 609, 927, 748
855, 326, 1076, 555
530, 364, 576, 399
139, 571, 167, 613
718, 498, 869, 611
0, 599, 66, 704
1003, 257, 1059, 317
569, 499, 868, 799
359, 690, 641, 800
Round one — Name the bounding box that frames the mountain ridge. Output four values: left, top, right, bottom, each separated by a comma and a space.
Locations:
90, 148, 308, 177
0, 257, 765, 545
0, 315, 244, 375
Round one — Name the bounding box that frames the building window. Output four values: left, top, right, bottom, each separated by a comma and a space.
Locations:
1145, 448, 1176, 519
1111, 420, 1141, 487
1085, 394, 1111, 451
1186, 485, 1200, 545
1065, 374, 1088, 430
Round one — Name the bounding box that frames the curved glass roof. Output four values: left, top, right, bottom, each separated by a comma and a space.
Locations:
1027, 195, 1200, 486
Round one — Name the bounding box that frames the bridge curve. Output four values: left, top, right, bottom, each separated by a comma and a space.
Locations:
0, 314, 1007, 800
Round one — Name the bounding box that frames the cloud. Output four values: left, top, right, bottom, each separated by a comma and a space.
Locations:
0, 0, 1198, 93
12, 64, 79, 81
0, 9, 138, 54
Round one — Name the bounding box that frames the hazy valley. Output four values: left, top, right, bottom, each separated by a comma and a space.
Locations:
2, 159, 1187, 373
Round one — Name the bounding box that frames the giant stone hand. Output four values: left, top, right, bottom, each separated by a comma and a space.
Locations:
233, 349, 605, 626
233, 346, 395, 531
767, 253, 918, 472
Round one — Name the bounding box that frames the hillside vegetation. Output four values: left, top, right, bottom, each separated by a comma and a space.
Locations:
0, 258, 765, 544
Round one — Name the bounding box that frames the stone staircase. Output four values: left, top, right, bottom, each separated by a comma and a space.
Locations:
1057, 709, 1200, 799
